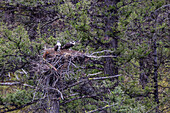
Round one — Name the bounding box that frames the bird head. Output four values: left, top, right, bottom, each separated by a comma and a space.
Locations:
57, 41, 61, 46
70, 41, 75, 45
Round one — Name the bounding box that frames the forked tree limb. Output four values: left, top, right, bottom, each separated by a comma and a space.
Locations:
61, 74, 122, 90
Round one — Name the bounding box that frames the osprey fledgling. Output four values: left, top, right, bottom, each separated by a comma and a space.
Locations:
61, 41, 75, 50
54, 41, 61, 51
43, 41, 76, 59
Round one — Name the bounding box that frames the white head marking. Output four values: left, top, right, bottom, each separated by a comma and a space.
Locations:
57, 41, 61, 51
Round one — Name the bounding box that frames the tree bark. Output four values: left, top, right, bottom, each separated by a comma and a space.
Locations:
103, 0, 120, 84
49, 98, 60, 113
153, 37, 159, 112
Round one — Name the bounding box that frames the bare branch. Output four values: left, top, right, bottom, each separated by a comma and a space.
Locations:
43, 58, 58, 71
46, 87, 64, 100
86, 55, 116, 59
90, 50, 115, 55
62, 74, 122, 90
22, 68, 28, 77
0, 82, 21, 86
23, 84, 34, 88
89, 74, 122, 80
0, 82, 34, 88
87, 103, 119, 113
87, 72, 103, 77
153, 4, 170, 15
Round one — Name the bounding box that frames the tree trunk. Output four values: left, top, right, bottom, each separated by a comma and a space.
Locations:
153, 37, 159, 112
104, 38, 118, 77
139, 58, 148, 89
104, 0, 120, 84
49, 97, 60, 113
46, 76, 60, 113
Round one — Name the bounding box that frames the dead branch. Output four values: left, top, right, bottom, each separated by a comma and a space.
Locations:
87, 72, 103, 77
0, 82, 35, 88
89, 74, 122, 80
45, 87, 64, 100
87, 103, 119, 113
62, 74, 122, 90
85, 55, 116, 59
0, 82, 21, 86
90, 50, 115, 55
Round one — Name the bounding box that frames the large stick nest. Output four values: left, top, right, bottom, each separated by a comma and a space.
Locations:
30, 49, 89, 93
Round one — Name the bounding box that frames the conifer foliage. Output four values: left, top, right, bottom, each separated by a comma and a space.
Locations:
0, 0, 169, 113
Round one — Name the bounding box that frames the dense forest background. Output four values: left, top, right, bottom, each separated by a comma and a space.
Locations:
0, 0, 169, 113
